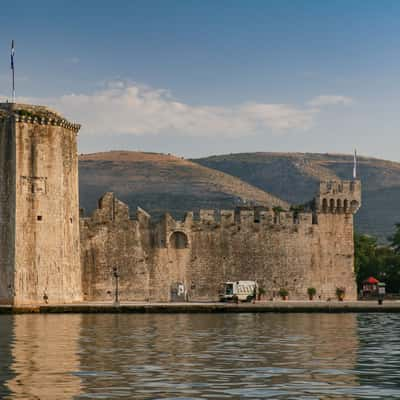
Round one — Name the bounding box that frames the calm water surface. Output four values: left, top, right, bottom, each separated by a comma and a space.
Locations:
0, 313, 399, 399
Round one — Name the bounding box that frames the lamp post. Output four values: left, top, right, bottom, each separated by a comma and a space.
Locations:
113, 267, 120, 305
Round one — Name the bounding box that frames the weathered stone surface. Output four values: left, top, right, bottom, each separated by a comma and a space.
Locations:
0, 114, 16, 304
81, 180, 361, 302
0, 103, 362, 305
0, 103, 81, 305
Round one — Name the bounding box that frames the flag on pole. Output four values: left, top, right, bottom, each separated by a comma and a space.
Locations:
353, 149, 357, 179
11, 40, 14, 69
11, 40, 15, 102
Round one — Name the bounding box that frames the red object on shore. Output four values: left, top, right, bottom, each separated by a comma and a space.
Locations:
365, 277, 379, 284
362, 276, 379, 296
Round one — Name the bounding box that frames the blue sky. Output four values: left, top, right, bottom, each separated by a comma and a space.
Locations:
1, 0, 400, 160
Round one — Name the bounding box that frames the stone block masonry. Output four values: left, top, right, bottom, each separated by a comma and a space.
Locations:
0, 103, 361, 305
0, 103, 81, 305
81, 178, 361, 302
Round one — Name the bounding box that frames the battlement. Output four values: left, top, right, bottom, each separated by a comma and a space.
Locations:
91, 192, 130, 223
183, 208, 313, 229
199, 209, 215, 224
83, 192, 320, 231
315, 179, 361, 214
0, 103, 81, 133
84, 177, 361, 234
82, 179, 361, 254
191, 207, 313, 227
319, 180, 361, 195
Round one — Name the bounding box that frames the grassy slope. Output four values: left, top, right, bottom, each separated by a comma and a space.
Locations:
79, 151, 288, 220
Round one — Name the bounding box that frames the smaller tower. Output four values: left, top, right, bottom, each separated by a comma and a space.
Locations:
315, 180, 361, 215
313, 178, 361, 301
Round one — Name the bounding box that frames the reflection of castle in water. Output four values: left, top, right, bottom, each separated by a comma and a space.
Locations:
4, 315, 82, 399
0, 316, 14, 399
0, 314, 361, 399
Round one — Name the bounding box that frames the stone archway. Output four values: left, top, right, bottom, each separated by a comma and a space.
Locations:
169, 231, 189, 249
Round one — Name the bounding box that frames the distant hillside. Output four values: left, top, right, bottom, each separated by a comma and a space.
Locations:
79, 151, 288, 220
194, 152, 400, 241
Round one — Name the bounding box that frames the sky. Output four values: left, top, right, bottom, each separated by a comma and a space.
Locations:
0, 0, 400, 160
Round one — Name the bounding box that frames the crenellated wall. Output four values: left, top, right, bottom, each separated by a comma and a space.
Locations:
81, 179, 360, 302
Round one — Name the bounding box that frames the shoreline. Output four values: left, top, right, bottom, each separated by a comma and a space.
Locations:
1, 300, 400, 314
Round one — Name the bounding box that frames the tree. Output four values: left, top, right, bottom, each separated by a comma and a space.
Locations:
354, 233, 380, 288
386, 223, 400, 292
390, 223, 400, 254
354, 224, 400, 294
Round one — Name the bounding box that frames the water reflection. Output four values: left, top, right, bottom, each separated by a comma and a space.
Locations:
76, 314, 359, 399
0, 315, 14, 399
356, 314, 400, 398
0, 313, 399, 399
4, 314, 82, 399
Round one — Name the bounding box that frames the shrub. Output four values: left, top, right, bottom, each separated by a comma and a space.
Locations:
336, 287, 346, 299
279, 288, 289, 298
258, 287, 266, 295
307, 287, 317, 298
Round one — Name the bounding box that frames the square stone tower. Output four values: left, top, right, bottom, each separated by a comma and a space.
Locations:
313, 179, 362, 300
0, 103, 82, 305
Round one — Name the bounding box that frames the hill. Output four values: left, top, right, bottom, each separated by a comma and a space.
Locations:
194, 152, 400, 241
79, 151, 288, 220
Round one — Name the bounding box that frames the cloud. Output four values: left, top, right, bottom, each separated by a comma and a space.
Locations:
2, 81, 353, 138
307, 95, 354, 107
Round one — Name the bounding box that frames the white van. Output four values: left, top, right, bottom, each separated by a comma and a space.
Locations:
219, 281, 257, 302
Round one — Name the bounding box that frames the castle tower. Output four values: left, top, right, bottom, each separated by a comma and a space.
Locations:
0, 103, 82, 305
313, 179, 361, 300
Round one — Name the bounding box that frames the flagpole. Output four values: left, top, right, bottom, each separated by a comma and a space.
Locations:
353, 149, 357, 179
12, 68, 15, 103
11, 40, 15, 103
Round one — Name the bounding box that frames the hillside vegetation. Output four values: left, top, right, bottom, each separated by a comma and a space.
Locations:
79, 151, 288, 220
194, 152, 400, 241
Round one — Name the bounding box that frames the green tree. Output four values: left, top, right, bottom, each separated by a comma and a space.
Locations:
378, 248, 400, 293
386, 223, 400, 292
390, 223, 400, 254
355, 224, 400, 294
354, 233, 381, 288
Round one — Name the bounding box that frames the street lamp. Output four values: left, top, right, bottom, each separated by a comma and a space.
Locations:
113, 267, 120, 305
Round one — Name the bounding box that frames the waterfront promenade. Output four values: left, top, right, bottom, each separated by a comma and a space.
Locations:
1, 300, 400, 314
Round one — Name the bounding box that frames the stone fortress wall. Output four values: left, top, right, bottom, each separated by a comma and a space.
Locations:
81, 179, 361, 302
0, 103, 82, 305
0, 103, 362, 304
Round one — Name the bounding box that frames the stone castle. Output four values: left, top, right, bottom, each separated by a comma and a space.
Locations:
0, 104, 361, 305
